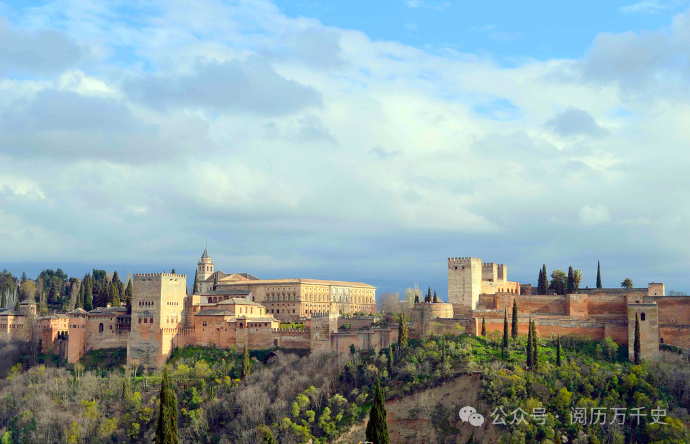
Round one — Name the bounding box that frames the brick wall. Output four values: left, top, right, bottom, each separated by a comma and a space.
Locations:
659, 325, 690, 348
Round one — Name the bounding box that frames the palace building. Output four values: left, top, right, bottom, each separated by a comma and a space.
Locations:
195, 248, 377, 321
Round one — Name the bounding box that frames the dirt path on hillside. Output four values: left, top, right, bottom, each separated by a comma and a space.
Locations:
334, 374, 499, 444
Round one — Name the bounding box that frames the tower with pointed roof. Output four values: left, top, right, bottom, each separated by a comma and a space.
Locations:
198, 247, 214, 293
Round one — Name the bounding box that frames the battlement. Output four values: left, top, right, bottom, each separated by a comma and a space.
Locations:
134, 273, 186, 279
271, 328, 311, 334
448, 257, 478, 267
482, 262, 496, 268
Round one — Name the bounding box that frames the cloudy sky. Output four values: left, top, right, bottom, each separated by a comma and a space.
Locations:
2, 0, 690, 296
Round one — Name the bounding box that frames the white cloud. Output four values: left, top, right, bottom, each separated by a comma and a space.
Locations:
406, 0, 424, 8
579, 205, 612, 226
620, 0, 678, 14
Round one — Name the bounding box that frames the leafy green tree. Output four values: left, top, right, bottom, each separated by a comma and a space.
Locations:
112, 289, 121, 307
621, 278, 634, 289
387, 344, 394, 374
549, 270, 567, 295
365, 377, 390, 444
511, 299, 518, 343
350, 344, 356, 355
242, 347, 252, 378
481, 317, 486, 336
258, 424, 277, 444
603, 336, 618, 362
556, 334, 562, 367
193, 270, 198, 295
596, 261, 602, 289
154, 370, 179, 444
634, 313, 641, 364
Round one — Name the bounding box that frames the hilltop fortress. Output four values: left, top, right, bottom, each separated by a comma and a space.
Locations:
2, 253, 688, 367
411, 257, 688, 361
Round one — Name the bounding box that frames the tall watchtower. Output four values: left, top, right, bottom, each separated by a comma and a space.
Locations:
448, 257, 482, 314
127, 272, 187, 368
197, 247, 214, 293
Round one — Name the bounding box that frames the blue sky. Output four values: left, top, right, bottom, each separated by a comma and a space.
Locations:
2, 0, 690, 298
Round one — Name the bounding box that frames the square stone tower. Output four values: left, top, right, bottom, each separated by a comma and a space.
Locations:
628, 303, 659, 362
127, 273, 187, 368
448, 257, 482, 314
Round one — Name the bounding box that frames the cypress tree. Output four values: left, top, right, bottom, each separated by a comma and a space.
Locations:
567, 266, 574, 294
84, 274, 93, 311
193, 270, 198, 294
537, 269, 543, 295
125, 279, 133, 305
481, 317, 486, 336
113, 289, 121, 307
365, 377, 390, 444
511, 299, 518, 342
433, 290, 438, 303
398, 314, 408, 348
526, 317, 533, 369
414, 294, 419, 304
213, 274, 218, 291
242, 347, 252, 378
596, 261, 602, 289
154, 370, 179, 444
502, 309, 509, 353
634, 313, 641, 364
556, 334, 562, 367
532, 321, 539, 369
426, 287, 432, 303
388, 344, 394, 374
541, 264, 548, 294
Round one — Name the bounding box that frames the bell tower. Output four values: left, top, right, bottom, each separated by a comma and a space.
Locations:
197, 247, 214, 293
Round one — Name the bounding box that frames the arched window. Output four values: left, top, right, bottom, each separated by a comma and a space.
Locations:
99, 323, 104, 333
641, 313, 646, 321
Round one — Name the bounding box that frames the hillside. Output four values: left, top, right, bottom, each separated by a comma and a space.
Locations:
0, 332, 689, 443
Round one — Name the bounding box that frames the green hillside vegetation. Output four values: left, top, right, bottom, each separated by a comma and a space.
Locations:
0, 330, 689, 443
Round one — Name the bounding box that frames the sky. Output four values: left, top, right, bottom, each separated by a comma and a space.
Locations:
2, 0, 690, 298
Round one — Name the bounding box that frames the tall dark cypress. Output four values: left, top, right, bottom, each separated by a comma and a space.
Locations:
481, 317, 486, 336
526, 318, 533, 369
193, 270, 199, 294
511, 299, 518, 342
537, 269, 543, 295
84, 274, 93, 311
532, 321, 539, 369
365, 377, 390, 444
503, 309, 509, 352
242, 346, 252, 378
541, 264, 548, 295
634, 313, 641, 364
556, 334, 562, 367
567, 266, 574, 294
433, 290, 438, 303
155, 371, 179, 444
398, 314, 409, 348
427, 287, 432, 303
596, 261, 602, 289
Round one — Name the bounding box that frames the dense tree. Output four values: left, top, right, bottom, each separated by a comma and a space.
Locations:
481, 317, 486, 336
258, 424, 277, 444
242, 347, 252, 378
596, 261, 602, 289
537, 269, 544, 295
154, 370, 179, 444
556, 334, 562, 367
365, 377, 390, 444
193, 270, 199, 295
510, 298, 518, 345
125, 278, 133, 307
433, 290, 438, 303
634, 313, 641, 365
621, 278, 634, 289
414, 294, 419, 304
426, 287, 431, 303
213, 274, 218, 291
